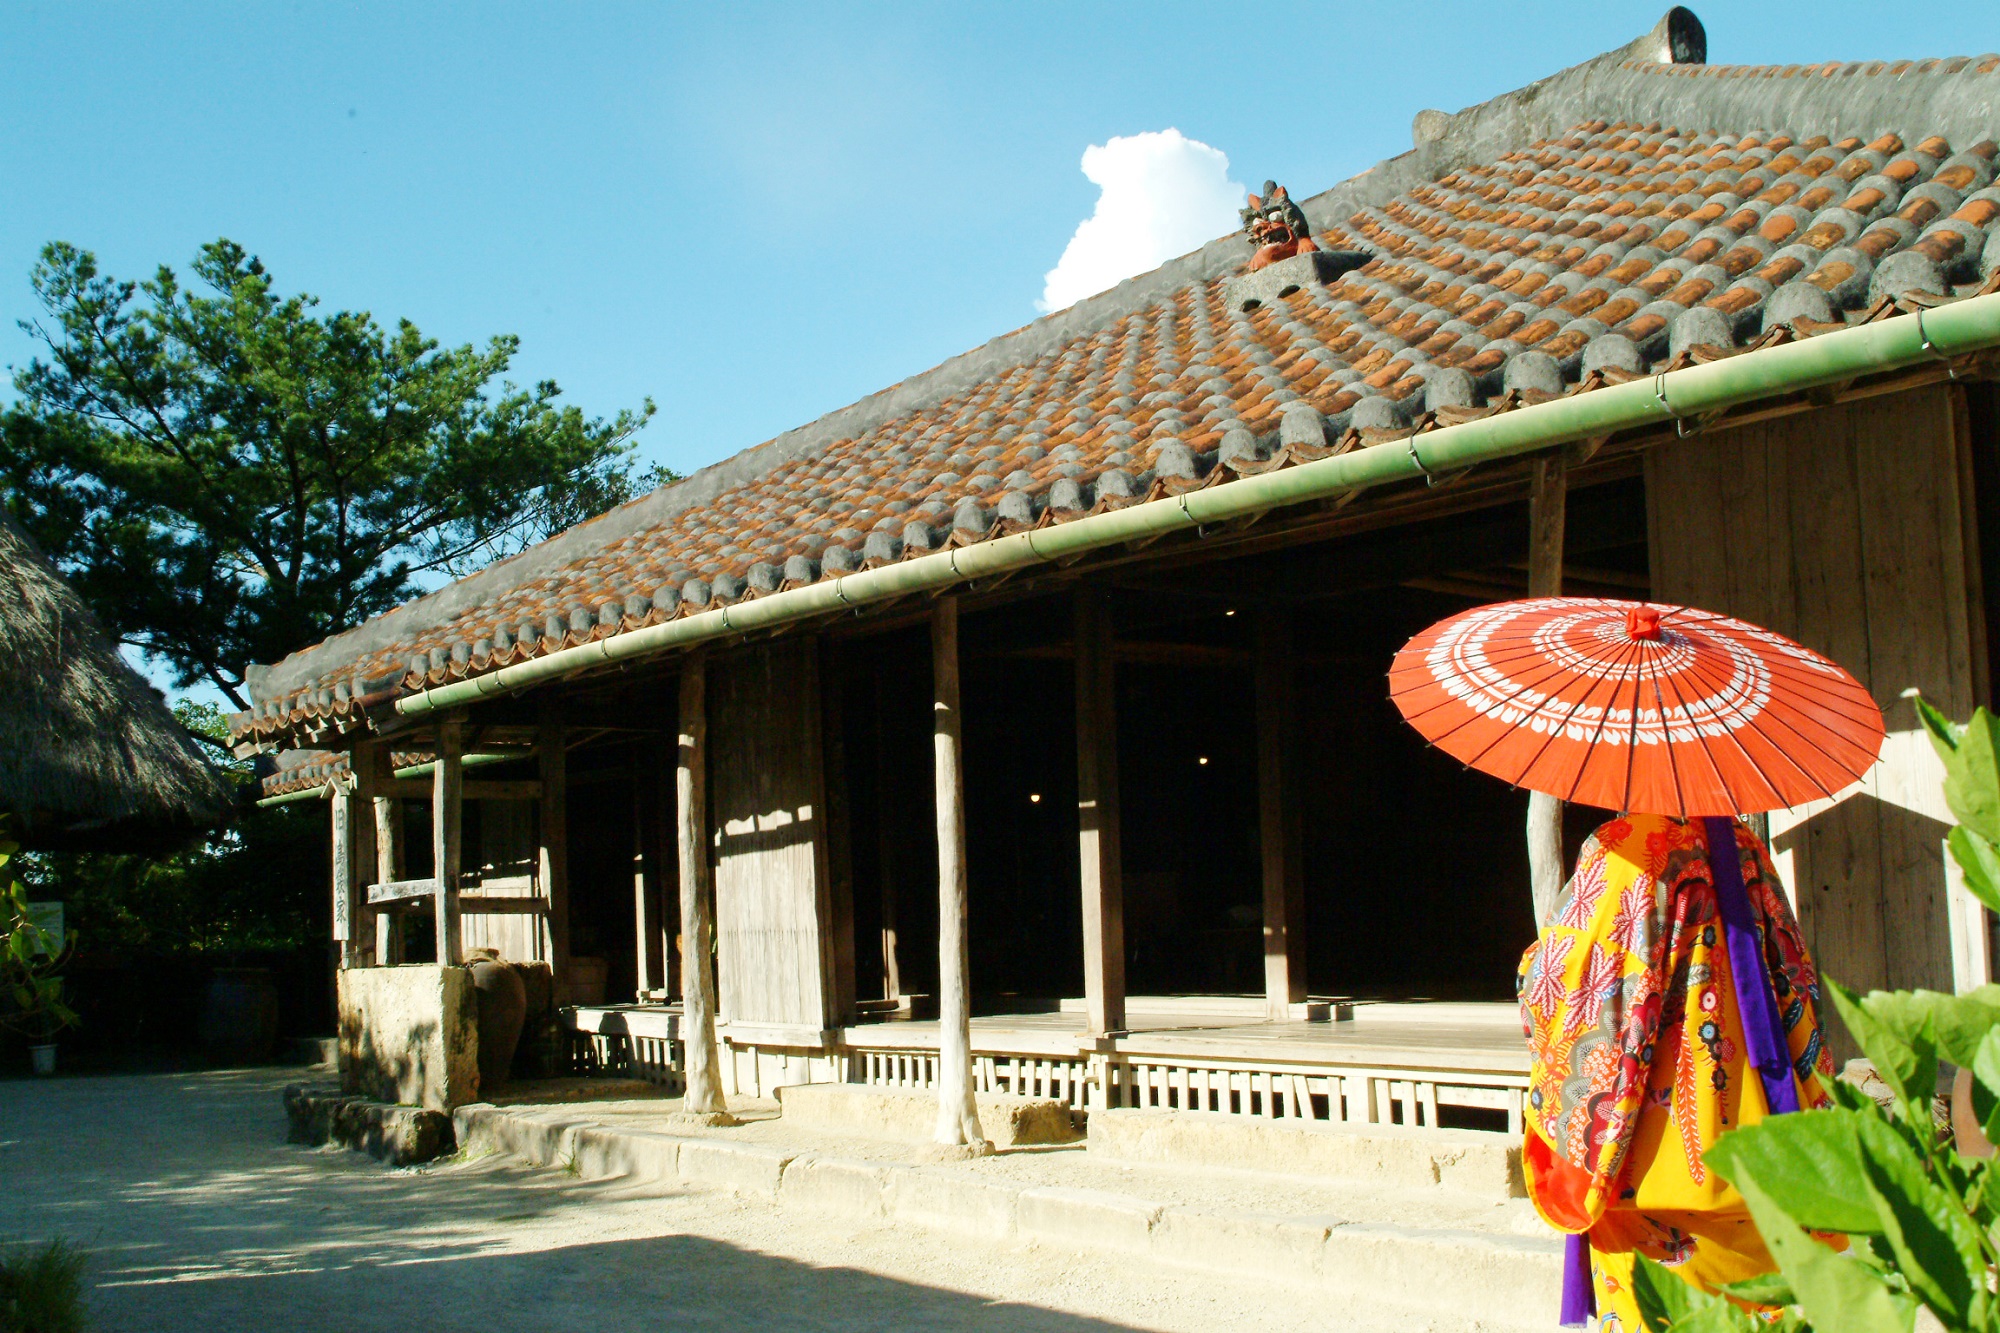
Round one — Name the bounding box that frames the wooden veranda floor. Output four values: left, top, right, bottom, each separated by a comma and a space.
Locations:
838, 999, 1529, 1075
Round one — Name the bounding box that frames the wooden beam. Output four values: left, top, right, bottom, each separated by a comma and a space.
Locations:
631, 748, 665, 1000
1526, 451, 1568, 928
372, 745, 406, 965
1074, 585, 1127, 1037
931, 596, 987, 1149
368, 877, 440, 904
460, 896, 551, 915
351, 740, 382, 967
677, 652, 728, 1114
388, 777, 542, 800
433, 714, 464, 964
804, 640, 852, 1020
873, 667, 902, 1002
1256, 608, 1306, 1019
537, 706, 571, 988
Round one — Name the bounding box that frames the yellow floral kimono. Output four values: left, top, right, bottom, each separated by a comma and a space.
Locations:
1518, 815, 1836, 1329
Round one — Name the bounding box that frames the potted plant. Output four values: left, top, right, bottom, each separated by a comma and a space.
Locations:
1, 820, 77, 1074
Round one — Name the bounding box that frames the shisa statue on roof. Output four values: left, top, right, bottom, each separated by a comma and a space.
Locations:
1240, 181, 1319, 272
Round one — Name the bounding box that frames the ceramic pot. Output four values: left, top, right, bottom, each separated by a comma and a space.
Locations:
467, 956, 527, 1094
29, 1043, 55, 1076
199, 967, 280, 1066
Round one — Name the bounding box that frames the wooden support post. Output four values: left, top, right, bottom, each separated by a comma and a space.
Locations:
931, 596, 987, 1149
632, 757, 665, 1000
432, 714, 464, 965
1074, 585, 1126, 1037
537, 706, 571, 988
1527, 452, 1568, 928
1256, 608, 1306, 1020
821, 638, 857, 1026
351, 740, 382, 967
677, 653, 728, 1115
874, 668, 902, 1002
373, 746, 406, 966
331, 787, 358, 968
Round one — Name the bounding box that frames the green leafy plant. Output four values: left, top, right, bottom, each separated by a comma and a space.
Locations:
0, 1237, 87, 1333
1632, 696, 2000, 1331
0, 819, 78, 1044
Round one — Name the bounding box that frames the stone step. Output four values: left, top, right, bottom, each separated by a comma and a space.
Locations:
1089, 1107, 1524, 1200
452, 1101, 1559, 1331
775, 1081, 1079, 1146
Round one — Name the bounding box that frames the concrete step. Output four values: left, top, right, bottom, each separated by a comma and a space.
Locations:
1089, 1106, 1524, 1199
453, 1101, 1559, 1331
775, 1081, 1080, 1146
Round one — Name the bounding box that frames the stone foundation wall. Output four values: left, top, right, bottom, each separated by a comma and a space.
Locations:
337, 965, 478, 1110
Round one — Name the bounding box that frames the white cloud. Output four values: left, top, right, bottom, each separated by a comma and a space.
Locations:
1037, 129, 1243, 313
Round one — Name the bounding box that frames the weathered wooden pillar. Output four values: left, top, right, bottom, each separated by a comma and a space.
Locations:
677, 652, 728, 1115
931, 596, 987, 1149
537, 706, 571, 986
1256, 608, 1306, 1020
331, 786, 358, 969
1527, 452, 1568, 928
350, 740, 382, 967
432, 714, 464, 965
373, 749, 406, 966
632, 757, 665, 1000
874, 669, 902, 1002
1075, 585, 1127, 1036
821, 639, 857, 1026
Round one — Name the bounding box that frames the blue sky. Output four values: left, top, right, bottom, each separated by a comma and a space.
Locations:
4, 1, 1982, 488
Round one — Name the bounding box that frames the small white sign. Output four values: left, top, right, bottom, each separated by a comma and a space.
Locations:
24, 901, 63, 954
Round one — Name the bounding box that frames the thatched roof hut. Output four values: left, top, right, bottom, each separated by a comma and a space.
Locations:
0, 512, 236, 851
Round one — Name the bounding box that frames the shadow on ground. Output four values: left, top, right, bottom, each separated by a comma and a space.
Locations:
95, 1232, 1138, 1333
3, 1070, 1150, 1333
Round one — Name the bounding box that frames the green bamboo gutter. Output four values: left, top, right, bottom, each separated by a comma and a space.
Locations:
382, 293, 2000, 723
255, 749, 518, 807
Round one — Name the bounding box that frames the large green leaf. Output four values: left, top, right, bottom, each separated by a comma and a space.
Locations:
1972, 1027, 2000, 1148
1855, 1112, 1989, 1326
1707, 1111, 1880, 1234
1829, 978, 1937, 1113
1914, 691, 1967, 756
1632, 1257, 1758, 1332
1949, 825, 2000, 916
1717, 1272, 1795, 1307
1632, 1254, 1703, 1330
1734, 1162, 1916, 1333
1865, 986, 2000, 1068
1939, 707, 2000, 845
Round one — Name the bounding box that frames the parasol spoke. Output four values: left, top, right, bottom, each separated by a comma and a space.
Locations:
1666, 632, 1844, 806
1648, 637, 1763, 813
1561, 637, 1651, 806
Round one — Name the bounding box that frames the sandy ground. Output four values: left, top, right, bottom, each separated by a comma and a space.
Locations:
0, 1068, 1430, 1332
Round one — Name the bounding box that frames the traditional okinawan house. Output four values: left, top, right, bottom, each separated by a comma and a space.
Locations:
0, 511, 235, 854
236, 8, 2000, 1129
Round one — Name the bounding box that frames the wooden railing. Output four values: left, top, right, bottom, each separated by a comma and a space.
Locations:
1099, 1056, 1524, 1135
850, 1047, 1522, 1134
564, 1006, 1528, 1139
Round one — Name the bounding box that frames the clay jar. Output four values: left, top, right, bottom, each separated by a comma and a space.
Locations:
466, 953, 527, 1095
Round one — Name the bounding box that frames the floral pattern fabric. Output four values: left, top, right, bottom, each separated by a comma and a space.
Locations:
1517, 815, 1836, 1328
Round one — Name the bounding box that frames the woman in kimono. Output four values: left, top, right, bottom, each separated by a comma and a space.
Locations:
1518, 813, 1837, 1329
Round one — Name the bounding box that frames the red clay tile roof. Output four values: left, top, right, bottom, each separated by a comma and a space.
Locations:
235, 44, 2000, 756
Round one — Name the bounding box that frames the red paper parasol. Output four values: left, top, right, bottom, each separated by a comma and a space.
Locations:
1388, 597, 1885, 817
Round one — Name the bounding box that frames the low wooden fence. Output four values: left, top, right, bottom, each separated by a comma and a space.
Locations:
563, 1006, 1528, 1139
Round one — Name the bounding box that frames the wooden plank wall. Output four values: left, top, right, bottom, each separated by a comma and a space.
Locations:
709, 637, 840, 1030
1647, 384, 1981, 1007
462, 798, 545, 962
